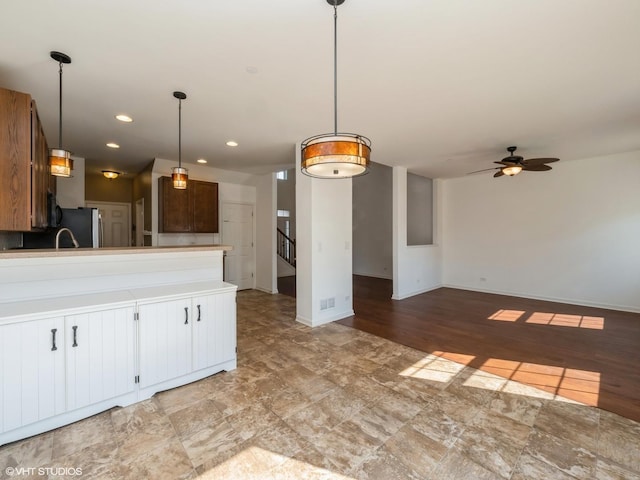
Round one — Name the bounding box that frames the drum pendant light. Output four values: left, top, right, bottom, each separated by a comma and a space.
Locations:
49, 51, 73, 177
171, 91, 188, 189
301, 0, 371, 179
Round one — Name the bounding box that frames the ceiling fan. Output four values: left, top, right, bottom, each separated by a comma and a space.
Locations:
469, 146, 559, 177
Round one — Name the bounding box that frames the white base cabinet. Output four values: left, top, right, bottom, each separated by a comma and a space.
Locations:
0, 281, 237, 446
65, 307, 137, 411
1, 316, 66, 435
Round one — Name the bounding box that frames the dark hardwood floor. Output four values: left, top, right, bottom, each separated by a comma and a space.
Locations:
337, 275, 640, 422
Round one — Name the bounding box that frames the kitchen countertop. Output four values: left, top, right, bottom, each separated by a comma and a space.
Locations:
0, 244, 232, 259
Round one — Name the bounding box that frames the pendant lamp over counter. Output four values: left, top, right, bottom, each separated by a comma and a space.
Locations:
49, 51, 74, 177
172, 91, 188, 189
301, 0, 371, 179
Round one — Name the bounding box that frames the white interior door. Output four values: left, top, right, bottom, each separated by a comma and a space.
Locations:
221, 203, 254, 290
86, 201, 131, 247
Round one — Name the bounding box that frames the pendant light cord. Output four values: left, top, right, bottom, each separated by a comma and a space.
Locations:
333, 2, 338, 135
58, 61, 63, 148
178, 98, 182, 168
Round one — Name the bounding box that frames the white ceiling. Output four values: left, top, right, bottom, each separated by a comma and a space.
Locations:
1, 0, 639, 179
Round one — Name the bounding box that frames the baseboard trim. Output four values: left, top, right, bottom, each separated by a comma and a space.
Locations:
255, 286, 278, 295
392, 284, 442, 300
442, 283, 640, 314
296, 309, 355, 328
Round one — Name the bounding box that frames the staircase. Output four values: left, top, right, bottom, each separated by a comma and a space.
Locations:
277, 228, 296, 268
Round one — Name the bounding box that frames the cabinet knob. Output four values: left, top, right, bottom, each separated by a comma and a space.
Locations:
184, 307, 189, 325
51, 328, 58, 351
197, 304, 201, 322
72, 325, 78, 347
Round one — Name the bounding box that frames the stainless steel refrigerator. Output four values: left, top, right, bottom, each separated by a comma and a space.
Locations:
23, 207, 101, 248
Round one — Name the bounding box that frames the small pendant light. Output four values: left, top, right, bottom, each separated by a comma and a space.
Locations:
301, 0, 371, 178
49, 51, 74, 177
172, 91, 188, 189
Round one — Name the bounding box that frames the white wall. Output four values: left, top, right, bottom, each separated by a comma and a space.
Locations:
392, 167, 442, 300
296, 146, 353, 327
254, 173, 278, 294
55, 156, 85, 208
442, 150, 640, 312
353, 162, 393, 279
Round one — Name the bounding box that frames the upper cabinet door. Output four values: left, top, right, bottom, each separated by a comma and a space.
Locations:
0, 88, 32, 231
31, 101, 49, 229
158, 176, 191, 233
157, 176, 218, 233
192, 180, 218, 233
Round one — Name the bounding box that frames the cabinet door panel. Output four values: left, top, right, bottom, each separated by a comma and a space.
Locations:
192, 292, 236, 371
192, 180, 218, 233
31, 101, 49, 229
0, 88, 31, 231
138, 299, 192, 389
158, 176, 191, 233
0, 317, 65, 433
66, 307, 136, 411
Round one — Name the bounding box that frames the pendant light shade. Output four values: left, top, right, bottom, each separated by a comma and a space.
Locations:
301, 133, 371, 178
301, 0, 371, 179
49, 51, 73, 177
171, 91, 188, 189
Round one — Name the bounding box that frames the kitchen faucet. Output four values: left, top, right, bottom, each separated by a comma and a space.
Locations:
55, 228, 80, 249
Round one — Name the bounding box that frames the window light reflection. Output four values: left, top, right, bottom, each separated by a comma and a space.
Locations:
487, 310, 605, 330
396, 352, 601, 406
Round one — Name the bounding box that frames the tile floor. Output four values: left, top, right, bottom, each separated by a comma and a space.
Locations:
1, 290, 639, 479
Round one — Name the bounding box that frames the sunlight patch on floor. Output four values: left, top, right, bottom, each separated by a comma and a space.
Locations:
198, 446, 355, 479
399, 354, 467, 383
487, 309, 605, 329
488, 309, 526, 322
526, 312, 605, 329
396, 353, 600, 406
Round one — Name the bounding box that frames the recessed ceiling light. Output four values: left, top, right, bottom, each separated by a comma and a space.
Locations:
197, 158, 207, 164
115, 114, 133, 123
226, 141, 238, 147
106, 142, 120, 149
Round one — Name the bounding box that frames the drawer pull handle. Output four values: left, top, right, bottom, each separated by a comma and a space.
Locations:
51, 328, 58, 351
184, 307, 189, 324
72, 325, 78, 347
197, 304, 201, 322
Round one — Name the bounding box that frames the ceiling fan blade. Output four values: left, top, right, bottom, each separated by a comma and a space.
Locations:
493, 170, 504, 178
522, 164, 552, 172
467, 167, 500, 174
523, 157, 559, 166
494, 161, 516, 166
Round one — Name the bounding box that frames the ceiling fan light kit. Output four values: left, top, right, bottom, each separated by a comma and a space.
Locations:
469, 146, 559, 178
49, 51, 74, 177
301, 0, 371, 179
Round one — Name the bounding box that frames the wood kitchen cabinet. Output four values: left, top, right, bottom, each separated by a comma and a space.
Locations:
0, 87, 52, 231
158, 176, 219, 233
